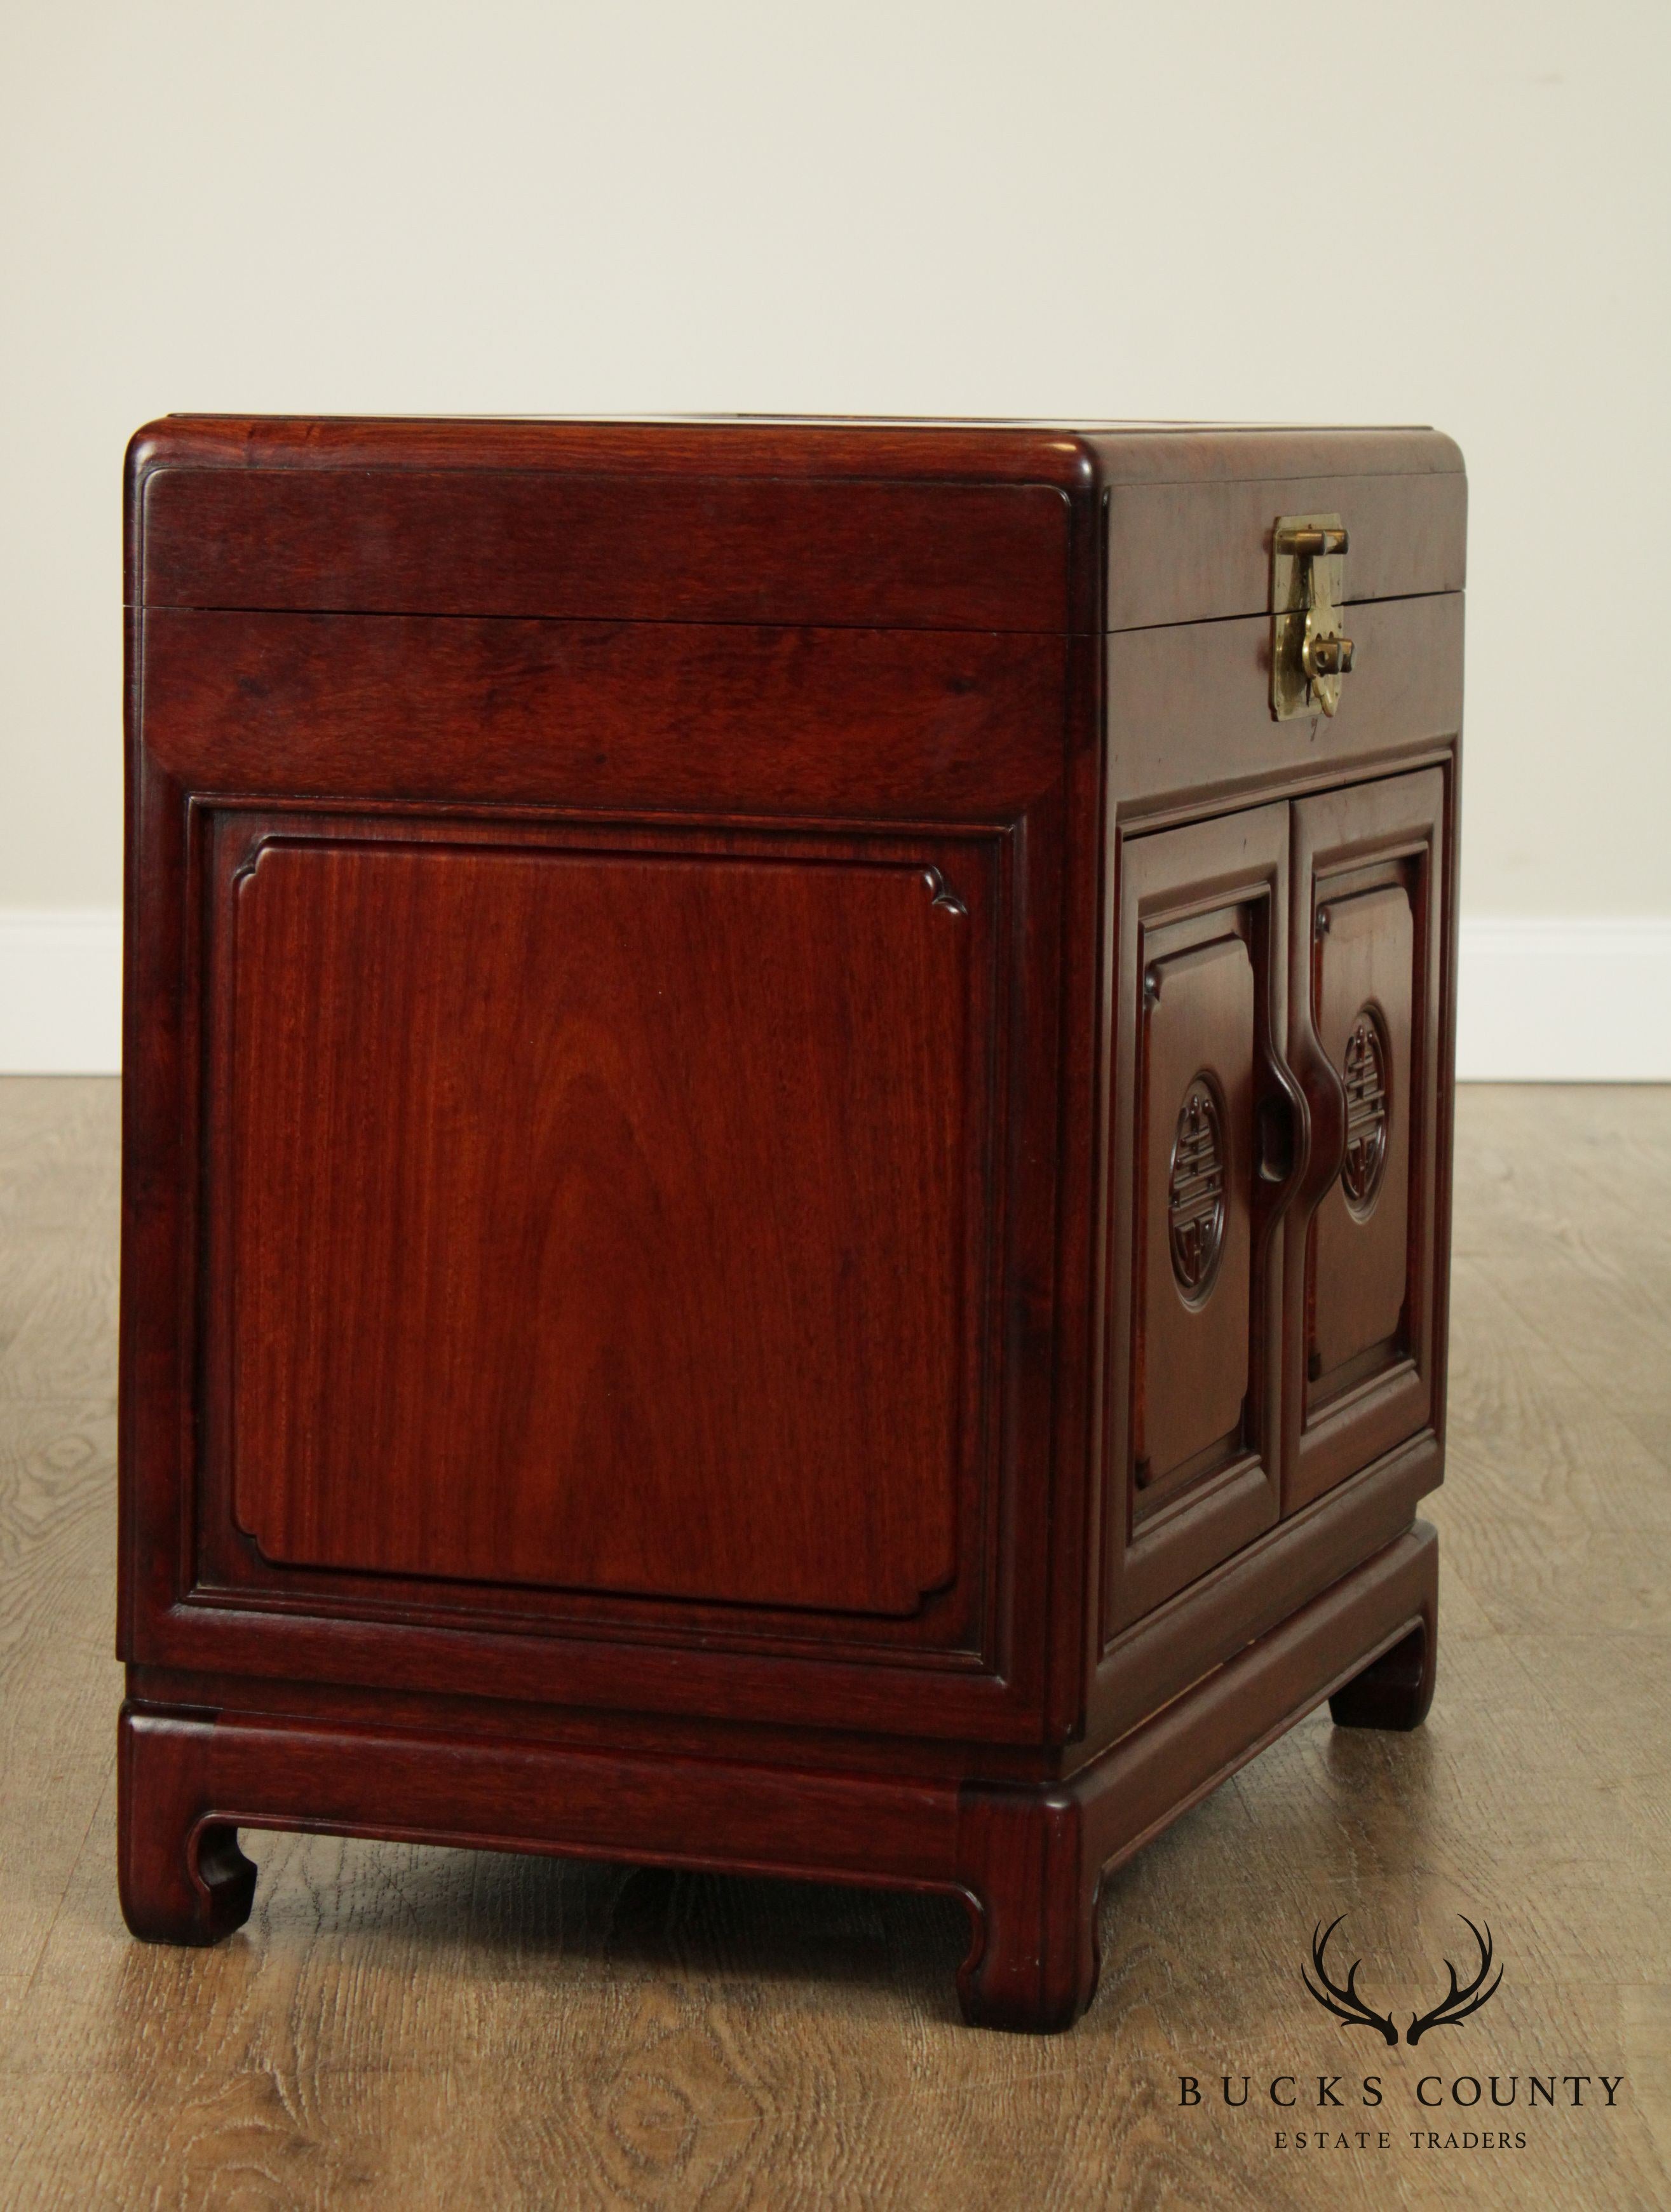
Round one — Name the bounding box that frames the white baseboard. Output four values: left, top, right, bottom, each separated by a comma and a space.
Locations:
1455, 917, 1671, 1082
1, 908, 1668, 1082
0, 910, 124, 1075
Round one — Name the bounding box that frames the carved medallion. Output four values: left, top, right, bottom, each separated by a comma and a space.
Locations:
1168, 1078, 1226, 1301
1341, 1008, 1390, 1215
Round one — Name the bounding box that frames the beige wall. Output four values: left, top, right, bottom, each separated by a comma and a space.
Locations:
3, 0, 1668, 921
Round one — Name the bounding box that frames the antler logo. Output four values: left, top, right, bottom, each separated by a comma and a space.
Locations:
1407, 1918, 1502, 2044
1302, 1915, 1502, 2046
1302, 1917, 1398, 2044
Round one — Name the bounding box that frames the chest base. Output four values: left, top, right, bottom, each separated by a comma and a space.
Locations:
119, 1522, 1435, 2033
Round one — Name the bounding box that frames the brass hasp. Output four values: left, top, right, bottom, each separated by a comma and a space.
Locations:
1271, 514, 1356, 720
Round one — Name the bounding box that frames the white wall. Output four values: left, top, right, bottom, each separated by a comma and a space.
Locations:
3, 0, 1668, 1071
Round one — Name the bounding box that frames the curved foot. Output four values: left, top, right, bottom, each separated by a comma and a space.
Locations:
1329, 1615, 1437, 1732
118, 1706, 256, 1944
954, 1786, 1100, 2033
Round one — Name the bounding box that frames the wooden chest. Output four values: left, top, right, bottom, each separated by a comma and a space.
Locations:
118, 416, 1464, 2030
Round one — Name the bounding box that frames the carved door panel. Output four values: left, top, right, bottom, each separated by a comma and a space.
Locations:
1103, 804, 1301, 1634
1283, 768, 1447, 1512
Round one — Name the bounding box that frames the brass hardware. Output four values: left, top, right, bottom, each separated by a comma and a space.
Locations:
1304, 633, 1355, 678
1280, 526, 1348, 560
1271, 512, 1356, 719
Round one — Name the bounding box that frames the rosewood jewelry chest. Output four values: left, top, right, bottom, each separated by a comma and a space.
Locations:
118, 416, 1464, 2032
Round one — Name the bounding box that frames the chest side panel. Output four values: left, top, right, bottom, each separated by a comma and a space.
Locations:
123, 604, 1088, 1745
1085, 443, 1462, 1749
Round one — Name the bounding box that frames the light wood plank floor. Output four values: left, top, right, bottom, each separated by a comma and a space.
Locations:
0, 1081, 1666, 2210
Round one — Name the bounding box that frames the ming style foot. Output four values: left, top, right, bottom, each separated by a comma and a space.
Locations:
117, 1707, 257, 1944
954, 1784, 1101, 2033
1328, 1614, 1437, 1732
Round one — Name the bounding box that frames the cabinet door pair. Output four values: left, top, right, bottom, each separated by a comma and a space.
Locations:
1104, 767, 1446, 1631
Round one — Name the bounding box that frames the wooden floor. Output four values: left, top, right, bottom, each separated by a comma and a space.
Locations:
0, 1082, 1666, 2210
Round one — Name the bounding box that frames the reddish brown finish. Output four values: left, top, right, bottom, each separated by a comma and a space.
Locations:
119, 416, 1463, 2031
225, 829, 979, 1617
1311, 885, 1413, 1377
1328, 1613, 1437, 1731
139, 609, 1067, 823
1139, 936, 1255, 1481
957, 1520, 1437, 2030
117, 1715, 256, 1946
138, 611, 1066, 1730
1102, 804, 1298, 1632
1106, 592, 1463, 823
1282, 769, 1447, 1513
121, 1519, 1437, 2035
142, 466, 1077, 634
124, 1426, 1439, 1782
1104, 464, 1467, 628
1085, 1427, 1437, 1750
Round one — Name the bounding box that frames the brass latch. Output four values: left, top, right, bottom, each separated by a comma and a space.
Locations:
1271, 514, 1355, 719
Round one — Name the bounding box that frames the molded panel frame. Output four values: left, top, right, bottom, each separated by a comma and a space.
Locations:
196, 804, 1004, 1655
1282, 768, 1447, 1514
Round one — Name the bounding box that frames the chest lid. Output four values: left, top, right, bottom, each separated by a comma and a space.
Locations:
127, 415, 1465, 634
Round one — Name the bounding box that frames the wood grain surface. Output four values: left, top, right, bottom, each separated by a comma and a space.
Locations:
3, 1079, 1668, 2208
128, 414, 1465, 635
222, 834, 978, 1617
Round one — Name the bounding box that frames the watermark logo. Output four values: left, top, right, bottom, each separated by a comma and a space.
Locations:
1302, 1913, 1502, 2046
1172, 1909, 1626, 2157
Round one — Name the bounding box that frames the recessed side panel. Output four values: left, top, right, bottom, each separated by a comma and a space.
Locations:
1102, 804, 1295, 1638
1284, 769, 1445, 1513
218, 824, 991, 1625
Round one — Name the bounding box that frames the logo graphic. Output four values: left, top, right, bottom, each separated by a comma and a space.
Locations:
1303, 1915, 1502, 2046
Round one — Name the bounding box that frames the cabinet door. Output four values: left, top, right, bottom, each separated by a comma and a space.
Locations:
1103, 804, 1302, 1633
1283, 768, 1447, 1512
